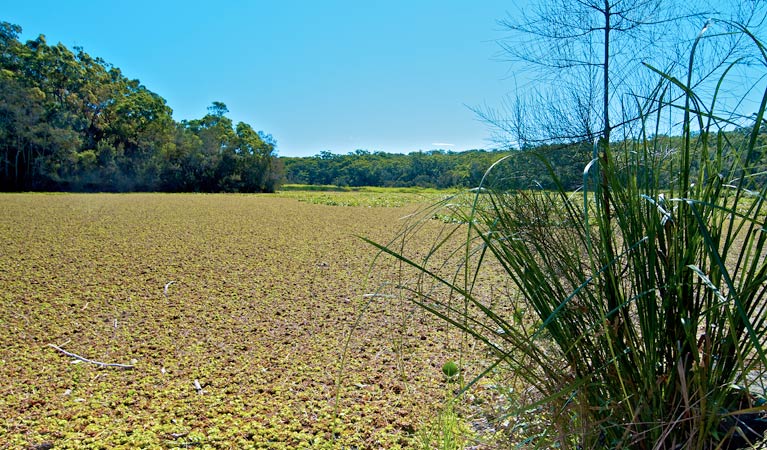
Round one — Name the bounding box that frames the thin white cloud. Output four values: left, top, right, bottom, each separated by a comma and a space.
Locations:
431, 142, 455, 147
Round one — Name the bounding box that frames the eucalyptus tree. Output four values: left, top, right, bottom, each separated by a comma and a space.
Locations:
0, 21, 283, 192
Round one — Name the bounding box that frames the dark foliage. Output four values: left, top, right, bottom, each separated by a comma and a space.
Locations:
282, 144, 593, 190
0, 22, 281, 193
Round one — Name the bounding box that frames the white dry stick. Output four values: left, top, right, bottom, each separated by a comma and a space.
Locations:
47, 344, 134, 369
164, 281, 176, 297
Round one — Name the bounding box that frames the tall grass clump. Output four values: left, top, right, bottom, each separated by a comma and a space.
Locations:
417, 398, 471, 450
366, 24, 767, 449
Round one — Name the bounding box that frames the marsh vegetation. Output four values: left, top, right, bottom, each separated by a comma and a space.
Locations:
0, 193, 474, 449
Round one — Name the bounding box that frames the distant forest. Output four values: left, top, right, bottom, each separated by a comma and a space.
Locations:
0, 18, 589, 194
284, 124, 767, 190
3, 20, 764, 193
282, 146, 592, 191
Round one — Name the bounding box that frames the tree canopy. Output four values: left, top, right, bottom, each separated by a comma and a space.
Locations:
0, 22, 282, 192
282, 145, 593, 191
4, 20, 762, 194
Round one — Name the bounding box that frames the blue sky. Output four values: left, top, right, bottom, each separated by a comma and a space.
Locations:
3, 1, 521, 157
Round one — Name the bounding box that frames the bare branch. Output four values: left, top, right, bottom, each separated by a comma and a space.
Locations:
483, 0, 761, 146
47, 344, 135, 369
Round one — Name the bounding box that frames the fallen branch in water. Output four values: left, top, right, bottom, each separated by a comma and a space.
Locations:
47, 344, 134, 369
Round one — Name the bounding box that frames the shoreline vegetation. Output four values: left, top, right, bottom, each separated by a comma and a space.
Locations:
7, 19, 761, 198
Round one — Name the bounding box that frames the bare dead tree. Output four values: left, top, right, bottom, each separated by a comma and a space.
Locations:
480, 0, 765, 149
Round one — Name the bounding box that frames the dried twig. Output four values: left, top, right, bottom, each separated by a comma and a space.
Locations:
47, 344, 134, 369
164, 281, 176, 297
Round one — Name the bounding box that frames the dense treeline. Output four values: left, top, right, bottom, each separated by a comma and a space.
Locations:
283, 128, 767, 190
283, 144, 592, 190
0, 22, 281, 192
4, 20, 764, 194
